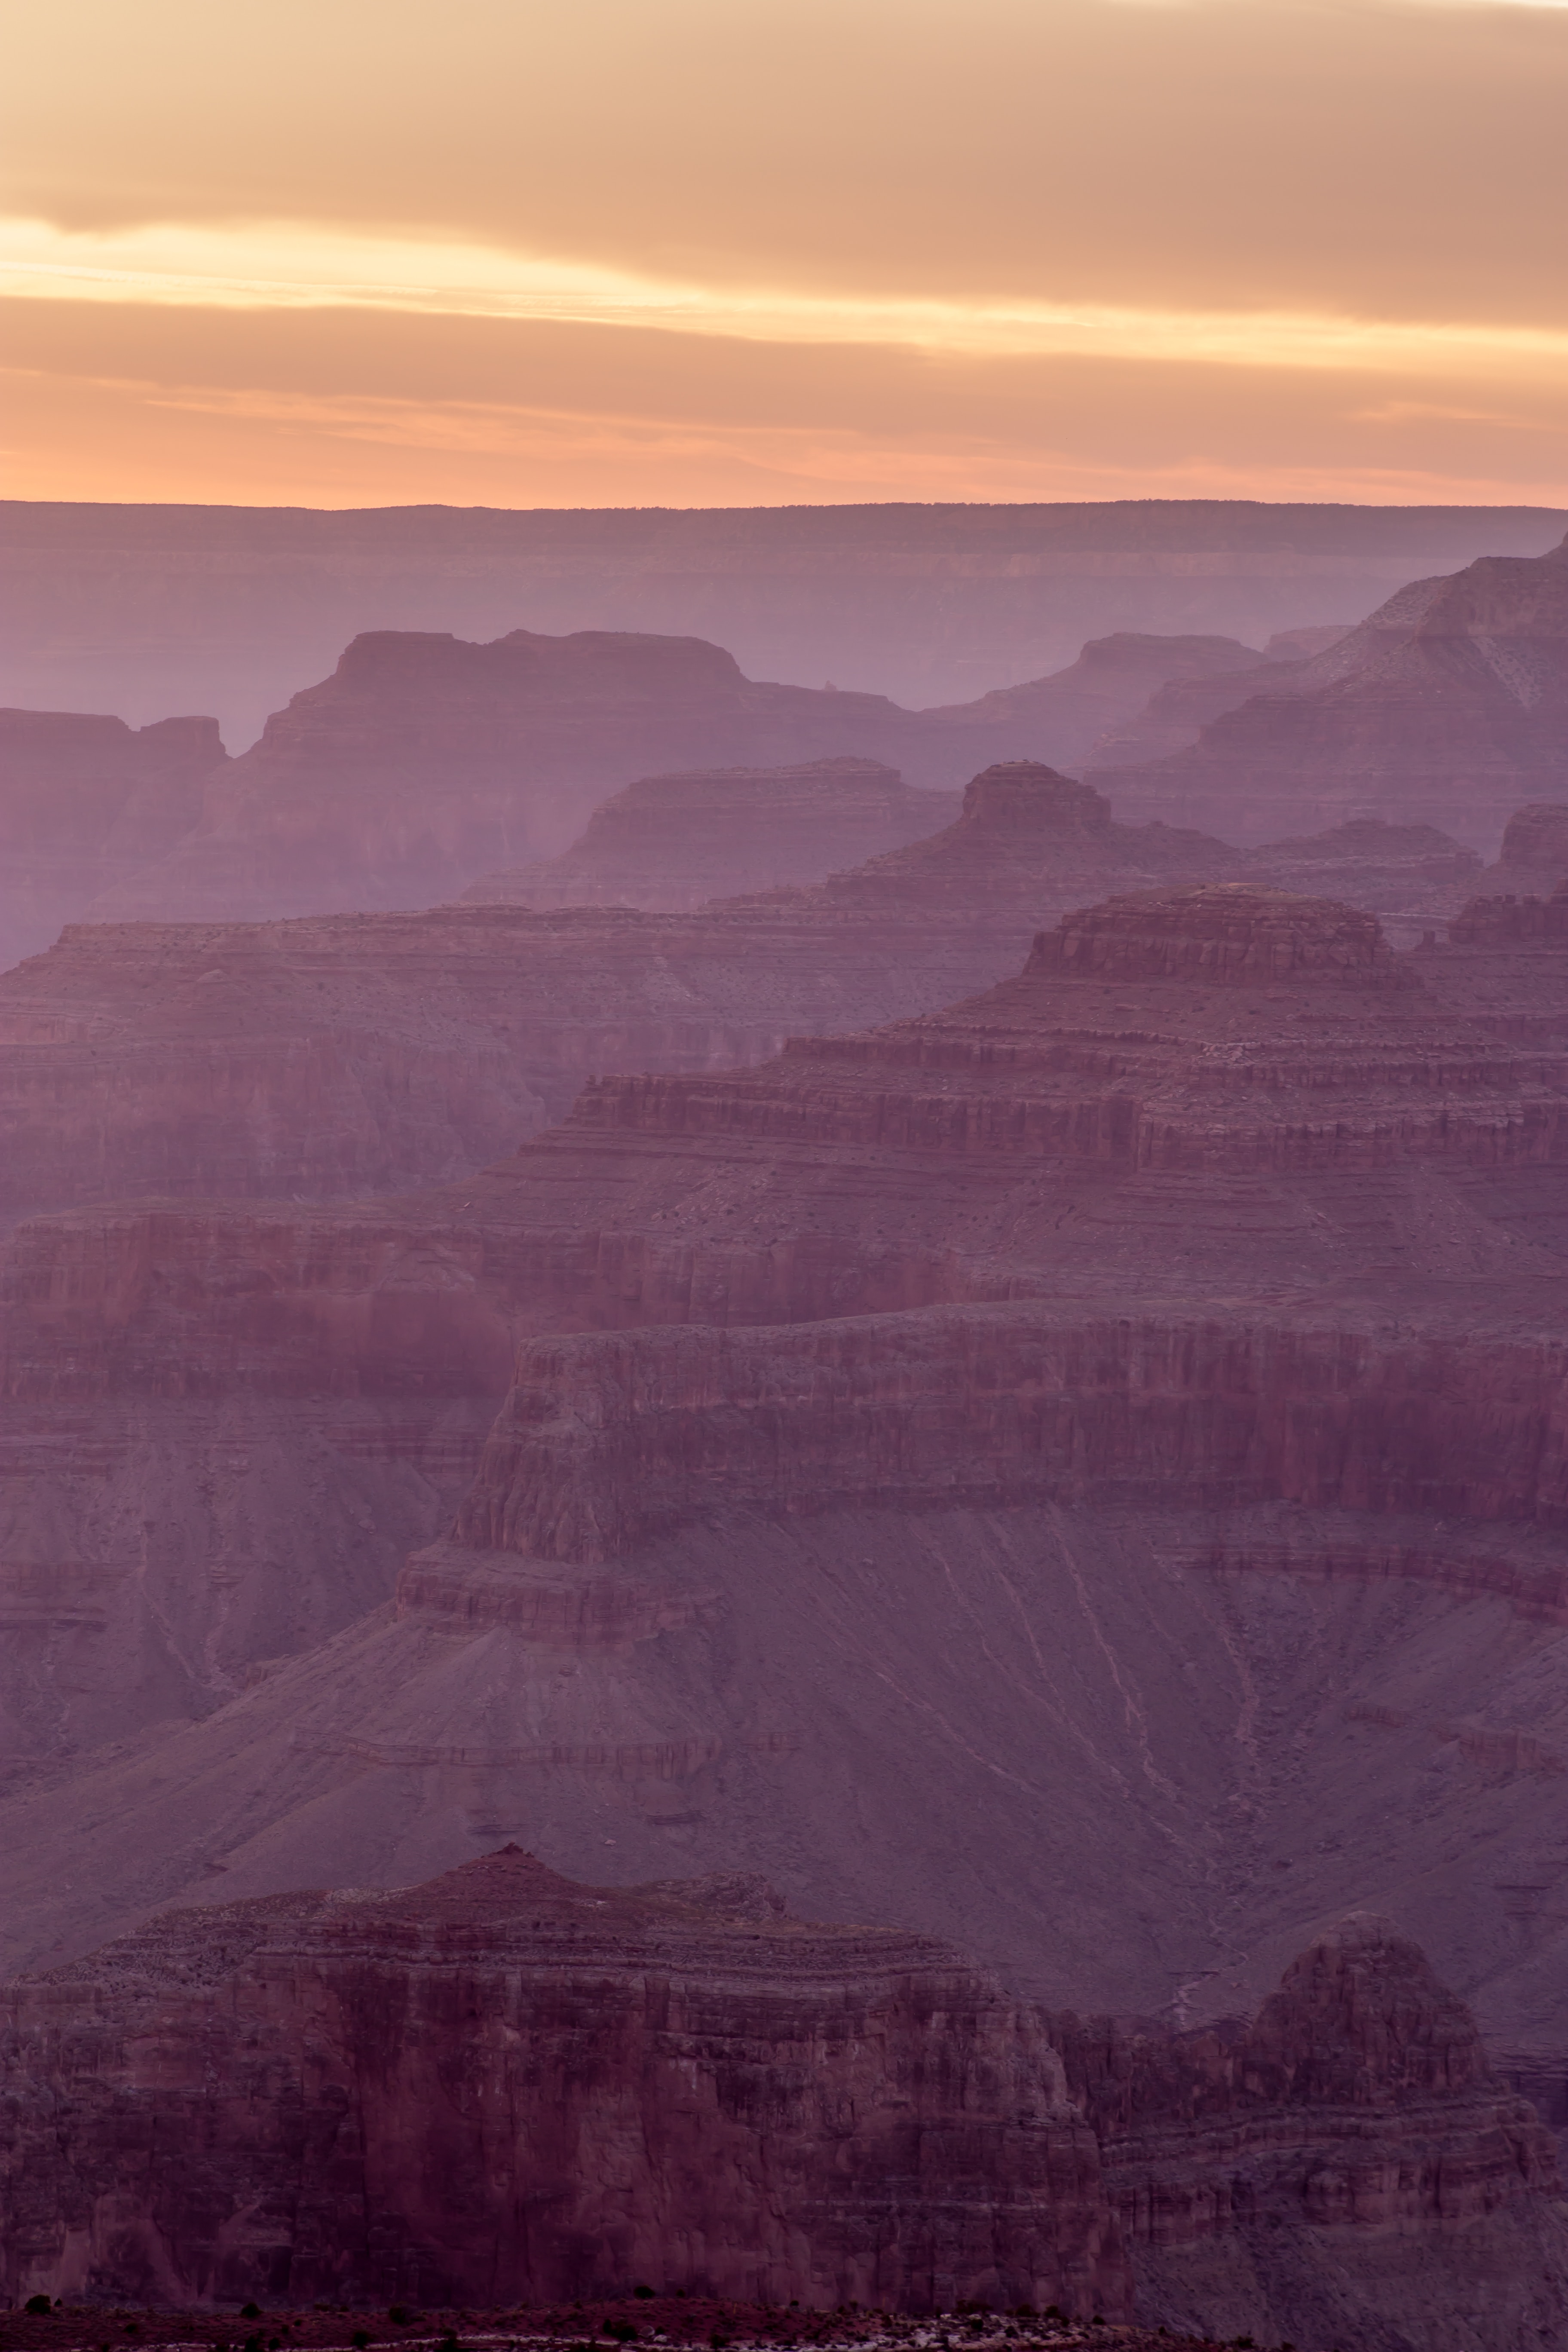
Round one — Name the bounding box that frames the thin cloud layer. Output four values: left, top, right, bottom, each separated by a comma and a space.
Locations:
4, 0, 1565, 505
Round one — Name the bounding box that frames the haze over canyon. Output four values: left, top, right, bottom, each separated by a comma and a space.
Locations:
3, 491, 1568, 2352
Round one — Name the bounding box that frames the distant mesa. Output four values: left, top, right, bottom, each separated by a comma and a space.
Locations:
1027, 882, 1410, 987
460, 757, 960, 912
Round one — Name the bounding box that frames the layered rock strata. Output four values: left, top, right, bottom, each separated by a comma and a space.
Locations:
4, 884, 1568, 2129
1081, 1915, 1568, 2348
0, 766, 1240, 1228
460, 760, 960, 911
3, 1862, 1564, 2352
0, 1848, 1127, 2317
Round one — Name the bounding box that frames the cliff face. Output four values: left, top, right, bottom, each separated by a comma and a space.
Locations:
1097, 536, 1568, 850
4, 1861, 1564, 2352
0, 1848, 1126, 2318
1074, 1917, 1568, 2349
0, 710, 225, 968
460, 760, 960, 911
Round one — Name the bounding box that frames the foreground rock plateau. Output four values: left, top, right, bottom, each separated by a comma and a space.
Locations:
3, 1850, 1564, 2351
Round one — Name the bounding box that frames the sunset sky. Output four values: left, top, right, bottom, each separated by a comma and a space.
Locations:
4, 0, 1567, 510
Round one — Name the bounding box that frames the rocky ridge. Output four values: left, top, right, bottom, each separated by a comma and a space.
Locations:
0, 710, 225, 970
1096, 535, 1568, 850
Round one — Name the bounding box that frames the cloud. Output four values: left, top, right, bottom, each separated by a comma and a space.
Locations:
6, 217, 1568, 387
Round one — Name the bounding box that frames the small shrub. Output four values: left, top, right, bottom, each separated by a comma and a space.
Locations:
26, 2297, 55, 2316
352, 2334, 371, 2348
240, 2309, 262, 2324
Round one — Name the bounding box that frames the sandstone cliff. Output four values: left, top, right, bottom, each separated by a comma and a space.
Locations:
3, 884, 1568, 2189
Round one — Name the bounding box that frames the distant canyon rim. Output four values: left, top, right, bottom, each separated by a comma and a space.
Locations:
3, 501, 1568, 2352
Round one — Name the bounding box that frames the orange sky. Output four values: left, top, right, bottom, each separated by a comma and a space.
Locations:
4, 0, 1568, 509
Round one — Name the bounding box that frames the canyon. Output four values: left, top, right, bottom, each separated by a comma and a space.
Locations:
0, 624, 1289, 939
8, 499, 1560, 744
0, 763, 1492, 1234
7, 502, 1568, 2352
3, 879, 1568, 2139
1100, 535, 1568, 849
2, 1853, 1564, 2349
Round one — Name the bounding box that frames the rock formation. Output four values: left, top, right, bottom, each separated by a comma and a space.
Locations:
4, 879, 1568, 2094
460, 759, 960, 911
919, 634, 1271, 773
0, 1847, 1126, 2317
77, 630, 971, 925
3, 1858, 1564, 2350
1462, 802, 1568, 903
0, 765, 1240, 1229
1097, 535, 1568, 849
11, 498, 1556, 744
1081, 1915, 1568, 2348
0, 709, 226, 968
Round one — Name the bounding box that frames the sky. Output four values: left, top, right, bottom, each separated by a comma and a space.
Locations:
3, 0, 1567, 511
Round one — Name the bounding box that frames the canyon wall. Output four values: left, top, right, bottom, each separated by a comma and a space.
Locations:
1097, 536, 1568, 851
0, 1849, 1127, 2318
461, 760, 961, 910
3, 1857, 1565, 2352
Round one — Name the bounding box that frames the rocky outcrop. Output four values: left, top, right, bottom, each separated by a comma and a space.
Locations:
0, 1848, 1126, 2316
3, 1864, 1563, 2350
1242, 820, 1480, 942
1075, 1916, 1568, 2349
1097, 535, 1568, 850
1461, 801, 1568, 905
0, 710, 225, 969
459, 759, 959, 911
